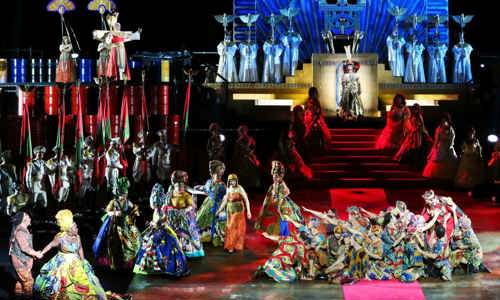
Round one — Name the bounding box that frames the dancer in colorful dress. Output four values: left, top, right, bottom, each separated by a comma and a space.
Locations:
216, 174, 251, 252
450, 215, 485, 273
9, 212, 42, 299
165, 175, 205, 258
255, 229, 310, 283
454, 127, 486, 189
196, 160, 227, 246
134, 185, 189, 276
417, 224, 453, 281
255, 161, 304, 236
34, 210, 107, 299
93, 178, 141, 270
376, 94, 411, 151
423, 113, 458, 180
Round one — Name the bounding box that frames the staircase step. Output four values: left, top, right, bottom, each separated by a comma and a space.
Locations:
330, 128, 381, 134
331, 134, 379, 142
330, 141, 375, 148
325, 148, 386, 155
311, 155, 394, 163
314, 169, 419, 179
310, 162, 402, 171
307, 177, 429, 188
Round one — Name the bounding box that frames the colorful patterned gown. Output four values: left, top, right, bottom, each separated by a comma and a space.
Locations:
133, 207, 189, 276
196, 179, 227, 246
380, 223, 405, 275
450, 228, 484, 273
223, 186, 248, 252
396, 234, 425, 282
255, 182, 304, 236
262, 235, 308, 283
93, 199, 141, 270
34, 234, 106, 300
167, 190, 205, 257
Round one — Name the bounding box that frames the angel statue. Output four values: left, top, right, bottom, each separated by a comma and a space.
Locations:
215, 14, 239, 83
263, 13, 285, 83
238, 14, 260, 82
280, 1, 302, 77
452, 14, 474, 83
386, 3, 407, 77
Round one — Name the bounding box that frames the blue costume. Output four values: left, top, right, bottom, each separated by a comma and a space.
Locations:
386, 34, 406, 77
239, 42, 259, 82
281, 32, 302, 77
263, 41, 284, 83
427, 43, 448, 83
452, 43, 473, 83
404, 41, 426, 83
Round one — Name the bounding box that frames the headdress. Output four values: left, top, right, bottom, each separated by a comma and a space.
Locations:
342, 46, 360, 73
33, 146, 47, 155
55, 209, 73, 232
171, 170, 189, 185
227, 173, 238, 185
209, 160, 225, 175
271, 160, 285, 176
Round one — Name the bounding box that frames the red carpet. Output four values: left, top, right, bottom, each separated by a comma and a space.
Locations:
342, 280, 425, 300
330, 188, 389, 219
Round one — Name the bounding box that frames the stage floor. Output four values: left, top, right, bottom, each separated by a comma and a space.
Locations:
0, 187, 499, 300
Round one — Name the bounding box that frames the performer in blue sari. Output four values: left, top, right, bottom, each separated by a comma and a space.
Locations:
196, 160, 227, 246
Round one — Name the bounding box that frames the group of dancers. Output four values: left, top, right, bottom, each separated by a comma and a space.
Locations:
376, 93, 500, 189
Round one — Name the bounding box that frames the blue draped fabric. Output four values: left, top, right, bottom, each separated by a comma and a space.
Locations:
204, 179, 226, 240
92, 215, 111, 258
255, 0, 437, 61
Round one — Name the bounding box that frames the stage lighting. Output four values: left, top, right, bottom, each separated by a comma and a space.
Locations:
71, 53, 79, 59
480, 64, 485, 69
220, 134, 226, 142
488, 134, 498, 143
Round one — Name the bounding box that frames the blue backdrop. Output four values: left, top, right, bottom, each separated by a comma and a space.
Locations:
234, 0, 449, 61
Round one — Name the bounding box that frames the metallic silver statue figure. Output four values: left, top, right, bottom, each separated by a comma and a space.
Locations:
77, 136, 96, 200
280, 4, 302, 77
339, 46, 363, 120
238, 14, 260, 82
132, 132, 152, 184
215, 14, 238, 83
25, 146, 48, 208
56, 155, 73, 203
150, 129, 174, 182
262, 13, 284, 83
105, 138, 124, 195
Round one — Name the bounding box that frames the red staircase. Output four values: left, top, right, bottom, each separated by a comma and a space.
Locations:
309, 128, 429, 188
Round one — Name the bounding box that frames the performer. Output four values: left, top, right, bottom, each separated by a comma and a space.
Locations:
281, 9, 302, 77
393, 103, 432, 169
454, 127, 486, 189
150, 129, 174, 182
416, 224, 453, 281
9, 212, 42, 299
105, 138, 124, 195
231, 124, 261, 188
278, 130, 312, 179
427, 36, 448, 83
93, 178, 141, 270
290, 105, 307, 158
376, 94, 411, 151
77, 136, 96, 201
165, 175, 205, 258
6, 186, 30, 216
25, 146, 48, 208
216, 33, 239, 83
453, 33, 473, 84
423, 114, 458, 180
132, 132, 151, 184
134, 185, 190, 276
214, 14, 238, 83
238, 14, 260, 82
56, 155, 73, 203
0, 151, 17, 206
488, 141, 500, 184
303, 87, 332, 146
339, 48, 363, 120
386, 29, 406, 77
207, 123, 225, 162
404, 36, 426, 83
34, 210, 107, 299
55, 35, 76, 83
450, 215, 485, 273
216, 174, 251, 253
93, 11, 141, 81
96, 32, 112, 80
255, 161, 304, 236
255, 229, 310, 283
262, 14, 284, 83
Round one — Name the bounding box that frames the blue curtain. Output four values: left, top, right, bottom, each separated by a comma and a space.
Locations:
255, 0, 435, 61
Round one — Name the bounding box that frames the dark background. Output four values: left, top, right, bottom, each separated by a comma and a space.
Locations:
0, 0, 497, 58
